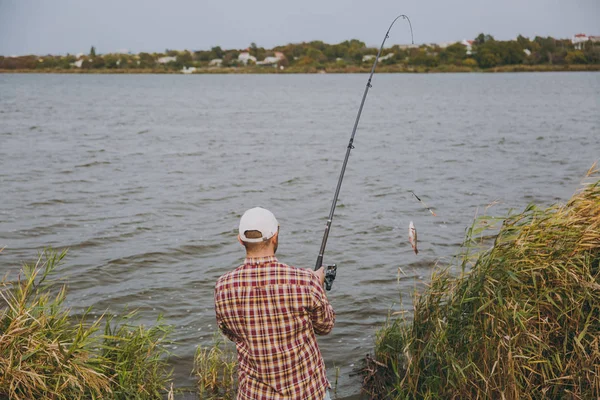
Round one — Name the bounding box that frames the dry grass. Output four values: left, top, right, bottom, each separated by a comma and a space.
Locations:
0, 249, 173, 399
0, 250, 110, 399
192, 333, 237, 400
363, 167, 600, 399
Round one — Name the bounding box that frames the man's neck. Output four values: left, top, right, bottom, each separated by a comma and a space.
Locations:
245, 250, 276, 259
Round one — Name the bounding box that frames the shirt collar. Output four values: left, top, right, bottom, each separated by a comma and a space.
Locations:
244, 255, 278, 265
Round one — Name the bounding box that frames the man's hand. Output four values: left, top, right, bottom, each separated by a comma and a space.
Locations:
310, 266, 325, 286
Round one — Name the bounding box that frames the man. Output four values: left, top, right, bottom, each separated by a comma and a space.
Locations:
215, 207, 335, 400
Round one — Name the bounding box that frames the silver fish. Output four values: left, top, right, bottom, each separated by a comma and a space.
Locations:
409, 221, 418, 255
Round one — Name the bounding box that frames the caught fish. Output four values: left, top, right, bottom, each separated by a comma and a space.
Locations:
409, 221, 418, 255
409, 190, 437, 217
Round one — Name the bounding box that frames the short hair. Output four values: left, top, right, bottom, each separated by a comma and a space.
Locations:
241, 230, 269, 251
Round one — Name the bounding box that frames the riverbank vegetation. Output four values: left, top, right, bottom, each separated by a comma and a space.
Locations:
0, 249, 173, 400
1, 33, 599, 73
193, 334, 237, 399
362, 168, 600, 399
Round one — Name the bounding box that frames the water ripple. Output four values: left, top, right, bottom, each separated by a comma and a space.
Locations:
1, 72, 598, 396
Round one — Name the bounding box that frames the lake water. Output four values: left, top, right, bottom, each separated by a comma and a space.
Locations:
1, 72, 598, 398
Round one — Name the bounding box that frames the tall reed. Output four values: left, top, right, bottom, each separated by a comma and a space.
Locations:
363, 169, 600, 399
101, 312, 173, 400
0, 249, 173, 399
193, 332, 238, 400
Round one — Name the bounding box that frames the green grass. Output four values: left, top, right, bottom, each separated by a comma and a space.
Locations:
193, 333, 237, 400
101, 313, 173, 399
0, 249, 173, 399
362, 167, 600, 399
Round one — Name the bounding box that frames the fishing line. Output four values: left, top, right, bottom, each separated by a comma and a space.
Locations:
315, 15, 415, 289
409, 190, 437, 216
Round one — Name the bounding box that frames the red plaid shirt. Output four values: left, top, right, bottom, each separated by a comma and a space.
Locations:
215, 256, 335, 400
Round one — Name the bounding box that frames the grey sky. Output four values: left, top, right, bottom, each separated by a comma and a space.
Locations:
1, 0, 598, 55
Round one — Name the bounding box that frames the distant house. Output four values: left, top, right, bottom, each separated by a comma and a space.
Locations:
256, 51, 286, 66
572, 33, 588, 49
362, 54, 376, 62
523, 49, 531, 56
437, 42, 454, 49
238, 52, 257, 65
460, 39, 474, 55
256, 57, 277, 65
70, 53, 87, 68
209, 59, 223, 67
362, 53, 394, 63
380, 53, 394, 61
397, 44, 419, 50
157, 56, 177, 64
181, 66, 197, 74
572, 33, 600, 49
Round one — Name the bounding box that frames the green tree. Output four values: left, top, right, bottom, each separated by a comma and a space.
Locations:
533, 36, 557, 64
250, 42, 258, 56
307, 48, 327, 63
440, 42, 467, 65
474, 33, 494, 45
58, 55, 76, 69
297, 56, 315, 66
91, 56, 105, 69
565, 50, 587, 64
103, 54, 120, 69
177, 51, 193, 65
90, 46, 96, 57
210, 46, 224, 59
348, 48, 363, 64
138, 52, 155, 68
500, 41, 525, 65
308, 40, 327, 52
516, 35, 530, 50
476, 48, 499, 68
194, 50, 211, 61
583, 43, 600, 64
410, 48, 439, 67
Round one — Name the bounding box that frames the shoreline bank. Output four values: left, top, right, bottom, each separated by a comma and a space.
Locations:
1, 64, 599, 74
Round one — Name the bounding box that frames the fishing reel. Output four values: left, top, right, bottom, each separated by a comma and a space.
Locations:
324, 263, 337, 291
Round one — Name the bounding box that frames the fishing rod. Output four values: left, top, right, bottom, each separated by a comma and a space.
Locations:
315, 14, 414, 290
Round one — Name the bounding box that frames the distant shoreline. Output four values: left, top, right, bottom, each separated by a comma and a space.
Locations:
1, 64, 599, 74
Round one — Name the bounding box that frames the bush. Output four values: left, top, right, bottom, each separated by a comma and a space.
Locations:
0, 249, 173, 399
566, 51, 588, 65
362, 167, 600, 399
462, 58, 478, 68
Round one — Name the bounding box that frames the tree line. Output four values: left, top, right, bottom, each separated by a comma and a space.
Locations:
1, 34, 598, 71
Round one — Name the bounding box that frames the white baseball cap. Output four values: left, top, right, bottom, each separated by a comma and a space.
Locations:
238, 207, 279, 243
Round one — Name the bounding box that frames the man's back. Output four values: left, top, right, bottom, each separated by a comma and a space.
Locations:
215, 255, 335, 400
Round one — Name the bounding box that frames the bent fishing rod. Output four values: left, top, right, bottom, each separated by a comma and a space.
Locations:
315, 14, 414, 290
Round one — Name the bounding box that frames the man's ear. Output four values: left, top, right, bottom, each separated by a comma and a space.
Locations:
238, 235, 244, 246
